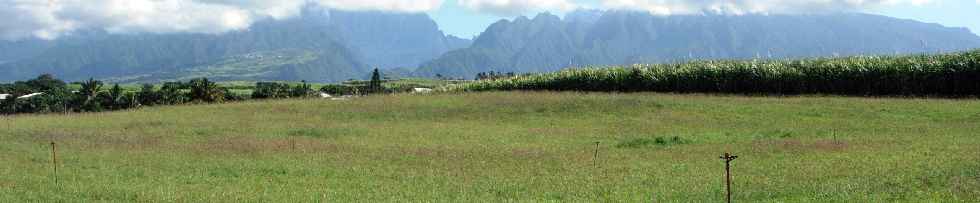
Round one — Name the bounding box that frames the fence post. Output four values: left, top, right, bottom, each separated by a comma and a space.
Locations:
720, 153, 738, 203
51, 142, 58, 184
593, 142, 600, 168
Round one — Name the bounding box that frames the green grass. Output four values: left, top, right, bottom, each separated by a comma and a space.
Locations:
1, 92, 979, 201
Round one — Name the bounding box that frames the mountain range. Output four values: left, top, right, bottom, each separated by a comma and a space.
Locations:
0, 7, 470, 83
1, 9, 979, 83
415, 10, 980, 78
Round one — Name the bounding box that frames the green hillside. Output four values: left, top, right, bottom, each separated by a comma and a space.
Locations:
102, 50, 320, 83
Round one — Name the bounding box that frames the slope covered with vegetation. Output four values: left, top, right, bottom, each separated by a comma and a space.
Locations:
0, 8, 470, 83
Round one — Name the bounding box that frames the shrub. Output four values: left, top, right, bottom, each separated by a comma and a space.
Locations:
320, 84, 359, 95
252, 82, 291, 99
616, 136, 689, 148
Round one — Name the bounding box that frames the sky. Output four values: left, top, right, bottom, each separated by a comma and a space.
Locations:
0, 0, 978, 41
430, 0, 980, 38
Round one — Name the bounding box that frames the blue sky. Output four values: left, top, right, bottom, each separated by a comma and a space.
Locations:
867, 1, 980, 36
428, 0, 980, 39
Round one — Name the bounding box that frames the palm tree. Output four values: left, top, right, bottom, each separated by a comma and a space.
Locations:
78, 78, 103, 111
189, 78, 225, 103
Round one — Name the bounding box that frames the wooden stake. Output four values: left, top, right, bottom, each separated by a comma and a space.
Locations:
593, 142, 600, 168
51, 142, 58, 184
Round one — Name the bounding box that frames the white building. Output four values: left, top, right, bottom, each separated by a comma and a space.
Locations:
412, 88, 433, 94
17, 92, 44, 99
0, 94, 10, 100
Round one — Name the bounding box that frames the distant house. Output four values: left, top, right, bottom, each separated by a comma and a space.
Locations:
0, 94, 10, 100
18, 93, 44, 99
412, 88, 433, 94
319, 92, 333, 98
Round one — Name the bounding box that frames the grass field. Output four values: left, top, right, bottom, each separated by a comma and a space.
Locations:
1, 92, 979, 202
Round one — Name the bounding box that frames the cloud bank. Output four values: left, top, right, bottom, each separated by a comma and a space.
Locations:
601, 0, 935, 15
0, 0, 444, 41
0, 0, 941, 40
458, 0, 579, 16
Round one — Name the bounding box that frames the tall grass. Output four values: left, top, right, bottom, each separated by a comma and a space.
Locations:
452, 50, 980, 96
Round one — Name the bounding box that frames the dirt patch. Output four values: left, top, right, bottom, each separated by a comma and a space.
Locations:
0, 180, 14, 189
510, 148, 547, 158
405, 147, 442, 157
949, 172, 980, 200
27, 132, 167, 151
397, 147, 549, 161
752, 139, 849, 152
189, 136, 340, 155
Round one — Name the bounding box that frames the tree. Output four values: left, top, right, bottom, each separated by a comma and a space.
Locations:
137, 84, 159, 106
253, 82, 290, 99
0, 96, 16, 114
368, 68, 383, 94
105, 84, 126, 110
290, 80, 315, 98
24, 74, 67, 93
188, 78, 225, 103
77, 78, 103, 112
42, 87, 74, 113
123, 92, 139, 109
159, 82, 187, 105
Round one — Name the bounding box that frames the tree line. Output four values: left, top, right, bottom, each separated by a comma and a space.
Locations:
0, 75, 249, 114
1, 69, 393, 115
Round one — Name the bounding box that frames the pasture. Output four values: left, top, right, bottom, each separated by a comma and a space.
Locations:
1, 92, 979, 201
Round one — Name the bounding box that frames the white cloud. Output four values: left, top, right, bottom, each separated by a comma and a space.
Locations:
0, 0, 444, 41
315, 0, 443, 13
459, 0, 579, 16
600, 0, 936, 15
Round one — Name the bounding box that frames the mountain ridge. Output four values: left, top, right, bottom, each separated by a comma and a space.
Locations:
0, 9, 471, 83
2, 10, 978, 83
416, 11, 980, 79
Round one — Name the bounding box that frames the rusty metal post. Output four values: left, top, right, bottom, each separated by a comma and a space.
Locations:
51, 142, 58, 184
720, 153, 738, 203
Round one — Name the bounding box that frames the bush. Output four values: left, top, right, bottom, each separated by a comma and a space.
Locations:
253, 81, 317, 99
252, 82, 291, 99
320, 84, 359, 95
616, 136, 689, 148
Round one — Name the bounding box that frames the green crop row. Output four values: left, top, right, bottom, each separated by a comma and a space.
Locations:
451, 50, 980, 97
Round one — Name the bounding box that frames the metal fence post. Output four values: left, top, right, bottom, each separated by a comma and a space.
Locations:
720, 153, 738, 203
